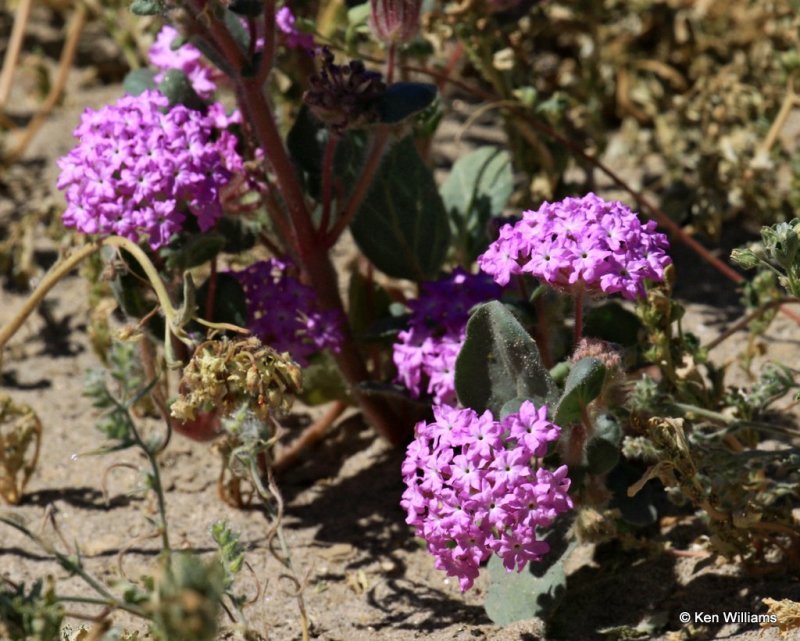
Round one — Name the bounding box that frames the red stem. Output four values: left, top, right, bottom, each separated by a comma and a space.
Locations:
326, 127, 390, 248
181, 6, 405, 444
573, 285, 584, 346
257, 0, 276, 85
320, 134, 338, 234
234, 78, 404, 445
386, 43, 397, 84
205, 256, 218, 321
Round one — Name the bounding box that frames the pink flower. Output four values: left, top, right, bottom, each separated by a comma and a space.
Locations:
479, 194, 671, 300
401, 403, 572, 591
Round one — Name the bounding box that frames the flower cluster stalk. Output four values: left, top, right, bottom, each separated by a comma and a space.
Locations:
213, 35, 402, 442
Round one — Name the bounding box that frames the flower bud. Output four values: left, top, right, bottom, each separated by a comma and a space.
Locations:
368, 0, 422, 45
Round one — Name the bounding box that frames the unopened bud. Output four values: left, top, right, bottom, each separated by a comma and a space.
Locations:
369, 0, 422, 45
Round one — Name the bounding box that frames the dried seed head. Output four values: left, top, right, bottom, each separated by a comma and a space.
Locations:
171, 337, 302, 422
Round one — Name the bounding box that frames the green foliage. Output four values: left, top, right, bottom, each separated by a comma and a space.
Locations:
350, 136, 451, 281
583, 303, 643, 348
347, 268, 393, 340
157, 69, 206, 112
484, 538, 573, 625
122, 69, 157, 96
0, 578, 64, 641
554, 358, 606, 425
585, 414, 622, 475
299, 351, 351, 406
84, 341, 146, 444
210, 521, 246, 591
287, 106, 368, 203
193, 272, 248, 328
150, 553, 224, 641
732, 219, 800, 296
129, 0, 164, 16
162, 234, 226, 272
377, 83, 437, 124
455, 301, 557, 414
440, 146, 513, 263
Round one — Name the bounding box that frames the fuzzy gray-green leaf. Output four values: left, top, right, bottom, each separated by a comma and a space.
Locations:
455, 301, 557, 414
440, 146, 512, 261
555, 358, 606, 425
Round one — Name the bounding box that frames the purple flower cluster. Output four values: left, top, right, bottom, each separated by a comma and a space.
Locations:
478, 193, 671, 300
57, 90, 242, 249
234, 259, 342, 366
393, 269, 501, 405
401, 402, 573, 591
276, 7, 316, 51
148, 26, 217, 99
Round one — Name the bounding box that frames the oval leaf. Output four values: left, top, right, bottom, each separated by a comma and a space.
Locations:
455, 301, 557, 414
554, 358, 606, 425
440, 146, 513, 261
378, 82, 437, 124
350, 136, 450, 281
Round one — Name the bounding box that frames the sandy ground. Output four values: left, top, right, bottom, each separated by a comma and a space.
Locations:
2, 12, 800, 641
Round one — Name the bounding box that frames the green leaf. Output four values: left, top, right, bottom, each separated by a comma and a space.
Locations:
455, 301, 557, 414
583, 302, 643, 347
299, 352, 351, 406
440, 146, 512, 261
216, 216, 258, 254
162, 234, 226, 272
123, 68, 157, 96
158, 69, 206, 112
347, 268, 393, 339
554, 358, 606, 425
378, 82, 437, 124
585, 414, 622, 474
194, 273, 248, 328
223, 8, 251, 56
347, 1, 370, 26
350, 136, 450, 280
484, 537, 574, 625
130, 0, 164, 15
287, 106, 368, 203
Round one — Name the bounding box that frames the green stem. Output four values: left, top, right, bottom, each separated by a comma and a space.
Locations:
56, 594, 148, 618
0, 243, 98, 357
121, 402, 171, 552
0, 516, 134, 611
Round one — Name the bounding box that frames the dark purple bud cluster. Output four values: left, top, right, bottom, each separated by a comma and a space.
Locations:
303, 49, 386, 133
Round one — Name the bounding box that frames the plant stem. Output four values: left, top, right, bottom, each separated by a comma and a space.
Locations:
121, 399, 171, 552
0, 243, 98, 358
0, 516, 139, 613
326, 126, 390, 248
385, 43, 397, 83
233, 71, 404, 443
273, 400, 347, 473
205, 256, 218, 321
319, 133, 338, 234
257, 0, 277, 85
573, 284, 585, 346
704, 297, 800, 351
